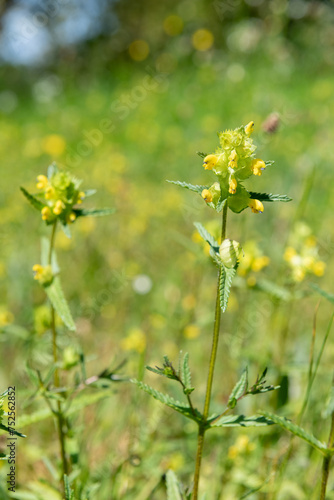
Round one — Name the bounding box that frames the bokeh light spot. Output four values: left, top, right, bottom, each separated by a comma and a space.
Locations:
163, 15, 184, 36
42, 134, 66, 157
192, 29, 214, 51
128, 40, 150, 61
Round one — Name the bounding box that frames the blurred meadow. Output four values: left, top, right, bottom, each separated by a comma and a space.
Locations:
0, 0, 334, 498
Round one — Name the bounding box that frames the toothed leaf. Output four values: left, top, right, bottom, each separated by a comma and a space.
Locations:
228, 368, 248, 409
20, 187, 45, 211
249, 192, 292, 203
209, 414, 274, 428
166, 470, 182, 500
219, 263, 237, 312
73, 208, 115, 218
193, 222, 219, 251
44, 277, 76, 331
167, 180, 207, 195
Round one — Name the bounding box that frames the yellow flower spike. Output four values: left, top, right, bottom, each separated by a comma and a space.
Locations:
245, 121, 254, 136
32, 264, 53, 285
45, 186, 55, 200
36, 175, 48, 190
248, 199, 264, 214
229, 178, 237, 194
201, 189, 213, 203
53, 200, 65, 215
228, 149, 238, 169
251, 158, 266, 176
41, 206, 51, 221
203, 154, 218, 170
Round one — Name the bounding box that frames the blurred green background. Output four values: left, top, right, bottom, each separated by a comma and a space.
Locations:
0, 0, 334, 498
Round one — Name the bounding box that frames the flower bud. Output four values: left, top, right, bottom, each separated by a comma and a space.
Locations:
219, 239, 243, 268
229, 178, 237, 194
244, 121, 254, 136
251, 159, 266, 176
203, 154, 218, 170
201, 189, 212, 203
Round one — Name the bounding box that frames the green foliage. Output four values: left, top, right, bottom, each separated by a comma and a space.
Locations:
167, 180, 207, 195
193, 222, 219, 252
219, 263, 237, 313
248, 192, 292, 203
73, 207, 115, 218
228, 368, 248, 409
44, 277, 76, 331
132, 380, 202, 423
20, 187, 45, 211
260, 411, 331, 456
254, 279, 292, 301
310, 283, 334, 303
180, 353, 194, 395
64, 475, 75, 500
166, 470, 182, 500
209, 414, 274, 428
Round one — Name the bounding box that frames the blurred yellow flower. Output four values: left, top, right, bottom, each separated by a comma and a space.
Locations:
248, 199, 264, 214
228, 435, 255, 459
162, 451, 185, 470
192, 29, 214, 51
244, 121, 254, 136
184, 324, 200, 339
42, 134, 66, 157
201, 189, 212, 203
182, 294, 196, 310
163, 15, 183, 36
36, 175, 48, 189
313, 261, 326, 276
251, 158, 266, 176
120, 328, 146, 353
128, 40, 149, 61
0, 306, 14, 327
203, 154, 219, 170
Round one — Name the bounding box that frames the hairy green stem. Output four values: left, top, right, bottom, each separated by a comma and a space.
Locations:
192, 202, 227, 500
49, 221, 69, 485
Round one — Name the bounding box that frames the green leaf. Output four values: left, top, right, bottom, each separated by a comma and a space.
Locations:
167, 180, 207, 195
40, 237, 59, 273
13, 390, 109, 430
249, 192, 292, 203
228, 184, 250, 213
219, 264, 237, 313
60, 222, 72, 239
209, 414, 274, 428
0, 423, 26, 438
180, 353, 194, 395
166, 470, 182, 500
44, 277, 76, 331
255, 279, 292, 301
47, 163, 59, 179
310, 284, 334, 304
196, 151, 207, 159
228, 368, 248, 409
260, 411, 329, 455
84, 189, 97, 197
193, 222, 219, 252
73, 207, 115, 218
20, 187, 45, 211
132, 379, 202, 423
64, 475, 74, 500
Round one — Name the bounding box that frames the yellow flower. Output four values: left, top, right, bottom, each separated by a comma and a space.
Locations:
201, 189, 213, 203
248, 199, 264, 214
203, 154, 218, 170
229, 178, 237, 194
245, 121, 254, 136
192, 29, 214, 51
120, 328, 146, 353
45, 186, 55, 199
77, 191, 85, 204
53, 200, 65, 215
284, 247, 297, 262
41, 206, 51, 221
184, 324, 200, 339
228, 149, 238, 169
251, 256, 270, 272
251, 158, 266, 176
36, 175, 48, 190
68, 212, 76, 223
313, 261, 326, 276
32, 264, 53, 285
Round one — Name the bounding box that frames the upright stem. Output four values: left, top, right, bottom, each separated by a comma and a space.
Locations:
192, 202, 228, 500
49, 221, 69, 483
320, 375, 334, 500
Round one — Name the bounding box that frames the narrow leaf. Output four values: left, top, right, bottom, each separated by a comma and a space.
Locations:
47, 163, 59, 178
73, 207, 115, 218
249, 192, 292, 203
228, 368, 248, 409
20, 187, 45, 211
166, 470, 182, 500
260, 411, 329, 455
0, 423, 26, 438
167, 180, 207, 195
44, 277, 76, 331
255, 279, 292, 301
209, 414, 274, 428
310, 283, 334, 304
84, 189, 97, 197
180, 353, 194, 394
219, 264, 237, 313
60, 222, 72, 239
193, 222, 219, 251
132, 379, 202, 422
64, 475, 74, 500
